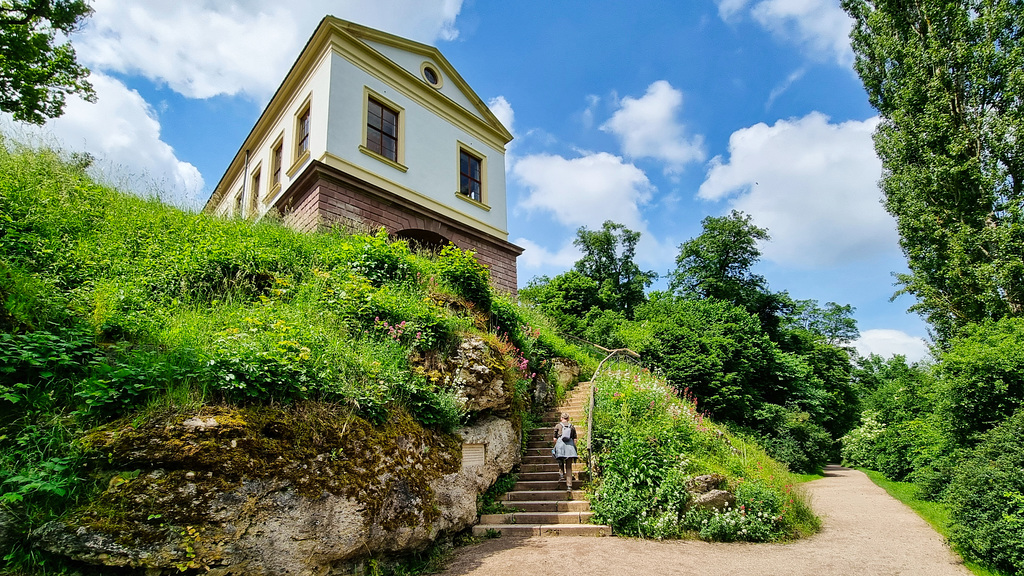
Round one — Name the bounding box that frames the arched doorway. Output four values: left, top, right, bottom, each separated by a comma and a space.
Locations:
395, 228, 450, 255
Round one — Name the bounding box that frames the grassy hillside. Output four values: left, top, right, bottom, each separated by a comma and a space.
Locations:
588, 366, 820, 541
0, 139, 591, 572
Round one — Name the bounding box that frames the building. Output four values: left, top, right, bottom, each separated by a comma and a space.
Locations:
203, 17, 521, 292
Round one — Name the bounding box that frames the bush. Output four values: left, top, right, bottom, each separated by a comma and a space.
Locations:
435, 244, 491, 311
938, 318, 1024, 445
589, 368, 818, 541
947, 408, 1024, 575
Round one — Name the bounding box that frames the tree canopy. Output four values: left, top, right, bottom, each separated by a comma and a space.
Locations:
572, 220, 656, 318
843, 0, 1024, 341
0, 0, 94, 124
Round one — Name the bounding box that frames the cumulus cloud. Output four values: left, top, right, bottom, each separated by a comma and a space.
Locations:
75, 0, 466, 100
513, 151, 653, 232
854, 329, 931, 363
698, 112, 896, 268
12, 73, 204, 208
715, 0, 853, 67
513, 237, 581, 271
488, 95, 515, 137
600, 81, 705, 175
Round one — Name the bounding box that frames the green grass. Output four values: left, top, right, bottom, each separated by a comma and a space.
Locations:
858, 468, 1008, 576
587, 367, 821, 541
0, 138, 601, 574
792, 472, 825, 483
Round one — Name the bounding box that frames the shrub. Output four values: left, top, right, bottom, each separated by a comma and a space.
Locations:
435, 244, 491, 311
938, 318, 1024, 445
589, 368, 818, 541
947, 408, 1024, 575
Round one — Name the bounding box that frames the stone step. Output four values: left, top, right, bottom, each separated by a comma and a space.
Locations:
518, 471, 590, 483
503, 489, 585, 501
472, 524, 611, 537
520, 463, 561, 473
502, 500, 591, 512
527, 440, 553, 449
479, 511, 594, 525
514, 480, 588, 491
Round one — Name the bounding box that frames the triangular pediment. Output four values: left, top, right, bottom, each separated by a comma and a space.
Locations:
327, 17, 513, 144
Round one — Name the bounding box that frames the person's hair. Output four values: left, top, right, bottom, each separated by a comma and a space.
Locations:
561, 412, 570, 420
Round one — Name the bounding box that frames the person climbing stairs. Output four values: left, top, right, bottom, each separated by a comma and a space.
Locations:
472, 384, 612, 536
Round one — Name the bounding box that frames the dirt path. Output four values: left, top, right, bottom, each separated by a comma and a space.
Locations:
439, 466, 971, 576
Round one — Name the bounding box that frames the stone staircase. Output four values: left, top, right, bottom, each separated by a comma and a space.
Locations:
472, 384, 612, 537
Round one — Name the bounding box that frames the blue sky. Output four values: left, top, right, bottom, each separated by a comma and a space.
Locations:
7, 0, 932, 361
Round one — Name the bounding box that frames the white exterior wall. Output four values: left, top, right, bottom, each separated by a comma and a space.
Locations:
216, 52, 333, 218
361, 40, 483, 118
324, 52, 508, 235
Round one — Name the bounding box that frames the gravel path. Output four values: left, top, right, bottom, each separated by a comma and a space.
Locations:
439, 466, 971, 576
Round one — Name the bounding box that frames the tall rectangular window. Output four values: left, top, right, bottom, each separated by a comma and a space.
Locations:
296, 105, 310, 158
459, 149, 483, 202
271, 140, 283, 188
249, 168, 261, 217
366, 97, 398, 162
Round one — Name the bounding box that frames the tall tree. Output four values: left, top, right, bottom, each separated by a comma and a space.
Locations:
1, 0, 95, 124
844, 0, 1024, 341
670, 210, 790, 338
572, 220, 655, 317
670, 210, 768, 303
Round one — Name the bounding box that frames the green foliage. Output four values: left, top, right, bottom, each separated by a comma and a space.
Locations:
0, 1, 95, 124
0, 140, 610, 573
670, 210, 769, 306
435, 243, 491, 311
588, 367, 818, 541
518, 270, 601, 335
477, 472, 519, 515
572, 220, 655, 318
750, 405, 833, 475
937, 317, 1024, 445
786, 299, 859, 346
685, 480, 789, 542
844, 0, 1024, 341
947, 408, 1024, 575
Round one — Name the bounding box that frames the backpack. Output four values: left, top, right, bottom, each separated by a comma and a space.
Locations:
560, 423, 573, 442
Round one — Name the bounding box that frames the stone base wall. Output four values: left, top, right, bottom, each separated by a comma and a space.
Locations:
281, 162, 521, 293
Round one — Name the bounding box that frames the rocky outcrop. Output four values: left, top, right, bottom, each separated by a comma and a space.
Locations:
37, 406, 520, 575
451, 336, 513, 413
685, 473, 735, 512
550, 358, 581, 389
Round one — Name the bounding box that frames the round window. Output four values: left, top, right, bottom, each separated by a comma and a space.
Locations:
423, 66, 440, 87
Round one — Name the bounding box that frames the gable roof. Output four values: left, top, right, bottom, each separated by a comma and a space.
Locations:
204, 16, 513, 212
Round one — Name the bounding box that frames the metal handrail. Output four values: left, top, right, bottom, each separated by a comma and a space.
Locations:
584, 346, 640, 475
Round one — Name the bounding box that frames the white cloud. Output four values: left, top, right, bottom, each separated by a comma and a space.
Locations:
513, 151, 653, 232
600, 81, 705, 175
698, 112, 896, 268
581, 94, 600, 129
16, 73, 204, 208
488, 95, 514, 137
854, 329, 931, 363
513, 237, 581, 271
717, 0, 752, 21
75, 0, 466, 100
716, 0, 853, 67
766, 67, 806, 108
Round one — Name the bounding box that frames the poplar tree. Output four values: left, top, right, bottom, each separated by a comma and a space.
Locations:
843, 0, 1024, 341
